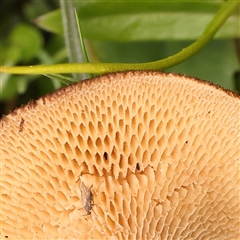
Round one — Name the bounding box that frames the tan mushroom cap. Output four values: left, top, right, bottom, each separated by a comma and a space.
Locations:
1, 71, 239, 239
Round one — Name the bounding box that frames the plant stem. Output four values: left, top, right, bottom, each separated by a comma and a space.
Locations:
0, 1, 238, 75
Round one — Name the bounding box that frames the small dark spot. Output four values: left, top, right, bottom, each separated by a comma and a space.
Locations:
185, 141, 188, 144
208, 111, 211, 114
5, 236, 8, 238
136, 162, 140, 170
19, 118, 25, 132
103, 152, 108, 160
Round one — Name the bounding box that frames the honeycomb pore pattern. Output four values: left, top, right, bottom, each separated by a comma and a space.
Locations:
1, 71, 239, 239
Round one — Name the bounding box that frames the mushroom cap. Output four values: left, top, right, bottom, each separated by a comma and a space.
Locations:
1, 71, 239, 239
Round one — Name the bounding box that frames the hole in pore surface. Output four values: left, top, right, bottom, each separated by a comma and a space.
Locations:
104, 135, 111, 147
118, 213, 127, 229
95, 152, 101, 165
115, 131, 122, 149
119, 119, 125, 134
103, 152, 108, 161
128, 214, 137, 234
84, 150, 93, 163
125, 107, 130, 123
55, 165, 65, 178
97, 121, 104, 136
130, 135, 138, 152
128, 153, 136, 168
107, 216, 116, 231
109, 201, 117, 218
87, 137, 95, 150
111, 146, 118, 161
135, 147, 142, 162
96, 137, 103, 149
142, 150, 150, 167
113, 192, 122, 212
119, 154, 127, 172
108, 123, 114, 136
122, 142, 130, 156
141, 132, 148, 150
136, 163, 140, 171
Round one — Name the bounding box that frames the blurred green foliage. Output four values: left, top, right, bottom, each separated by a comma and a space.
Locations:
36, 1, 239, 40
0, 0, 239, 116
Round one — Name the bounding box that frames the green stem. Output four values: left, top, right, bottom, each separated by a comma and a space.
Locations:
0, 1, 238, 75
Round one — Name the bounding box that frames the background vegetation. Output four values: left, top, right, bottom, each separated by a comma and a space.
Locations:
0, 0, 239, 116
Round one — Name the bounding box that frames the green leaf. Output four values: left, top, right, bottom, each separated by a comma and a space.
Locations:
0, 75, 18, 100
35, 9, 62, 34
0, 75, 33, 100
8, 23, 43, 62
35, 1, 239, 41
1, 45, 21, 65
75, 9, 90, 64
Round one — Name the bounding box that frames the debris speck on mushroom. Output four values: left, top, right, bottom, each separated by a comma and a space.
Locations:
1, 71, 239, 239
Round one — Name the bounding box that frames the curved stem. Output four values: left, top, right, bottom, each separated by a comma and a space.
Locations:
0, 1, 238, 75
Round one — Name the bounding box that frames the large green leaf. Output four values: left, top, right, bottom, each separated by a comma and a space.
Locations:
35, 1, 239, 41
3, 23, 43, 64
8, 23, 43, 62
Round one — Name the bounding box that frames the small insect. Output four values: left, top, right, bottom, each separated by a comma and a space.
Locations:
80, 182, 94, 215
79, 181, 103, 216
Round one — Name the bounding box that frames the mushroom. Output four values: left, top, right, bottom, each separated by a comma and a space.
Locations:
0, 71, 239, 239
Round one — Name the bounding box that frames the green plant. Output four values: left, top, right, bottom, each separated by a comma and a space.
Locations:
0, 0, 239, 115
